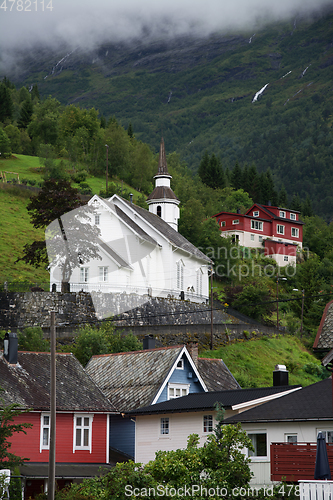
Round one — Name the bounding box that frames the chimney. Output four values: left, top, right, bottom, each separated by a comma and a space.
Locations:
142, 335, 155, 350
236, 207, 240, 214
187, 342, 198, 367
273, 364, 289, 386
4, 332, 18, 364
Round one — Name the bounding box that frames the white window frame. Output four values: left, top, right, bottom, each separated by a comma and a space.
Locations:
221, 221, 226, 227
73, 414, 93, 453
160, 417, 169, 435
80, 267, 89, 283
94, 214, 100, 225
203, 415, 213, 433
177, 261, 184, 290
251, 220, 263, 231
290, 213, 296, 220
232, 219, 239, 225
277, 224, 285, 235
259, 236, 263, 242
291, 227, 299, 237
40, 413, 50, 451
196, 268, 203, 297
317, 429, 333, 443
250, 234, 255, 241
248, 432, 267, 459
285, 434, 297, 443
284, 256, 288, 262
168, 383, 190, 400
253, 211, 259, 217
279, 211, 286, 218
176, 359, 184, 370
99, 266, 108, 282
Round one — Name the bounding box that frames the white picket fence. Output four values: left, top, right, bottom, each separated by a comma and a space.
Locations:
299, 481, 333, 500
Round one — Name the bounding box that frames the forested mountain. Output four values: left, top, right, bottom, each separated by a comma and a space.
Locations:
2, 7, 333, 218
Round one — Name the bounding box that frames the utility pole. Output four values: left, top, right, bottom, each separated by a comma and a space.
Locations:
105, 144, 109, 194
210, 266, 214, 351
48, 311, 56, 500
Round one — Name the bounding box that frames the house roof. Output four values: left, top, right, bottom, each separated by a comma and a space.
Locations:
213, 204, 304, 225
86, 345, 189, 412
223, 378, 332, 424
313, 300, 333, 351
198, 358, 240, 392
113, 196, 211, 263
128, 385, 300, 415
0, 351, 115, 413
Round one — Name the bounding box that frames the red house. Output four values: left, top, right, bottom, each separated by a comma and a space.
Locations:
212, 203, 304, 266
1, 335, 116, 499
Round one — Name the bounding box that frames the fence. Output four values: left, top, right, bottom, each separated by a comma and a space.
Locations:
299, 481, 333, 500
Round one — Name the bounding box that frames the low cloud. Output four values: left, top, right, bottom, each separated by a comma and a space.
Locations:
0, 0, 332, 74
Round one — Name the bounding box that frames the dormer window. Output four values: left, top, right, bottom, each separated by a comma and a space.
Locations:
232, 219, 239, 225
221, 221, 226, 227
290, 213, 296, 220
253, 211, 259, 217
279, 211, 286, 218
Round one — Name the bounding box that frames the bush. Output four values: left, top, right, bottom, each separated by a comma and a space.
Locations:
18, 326, 50, 352
78, 182, 92, 195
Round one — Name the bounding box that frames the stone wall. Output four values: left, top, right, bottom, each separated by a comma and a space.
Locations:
0, 292, 282, 343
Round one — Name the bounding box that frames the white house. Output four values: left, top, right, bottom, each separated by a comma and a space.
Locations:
48, 138, 211, 317
128, 384, 301, 466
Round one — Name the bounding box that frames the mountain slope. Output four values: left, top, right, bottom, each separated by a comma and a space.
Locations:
5, 8, 333, 219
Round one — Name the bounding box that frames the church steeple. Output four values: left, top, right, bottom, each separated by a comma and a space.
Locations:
146, 138, 180, 231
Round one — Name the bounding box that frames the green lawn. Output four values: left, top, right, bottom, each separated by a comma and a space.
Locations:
201, 335, 326, 388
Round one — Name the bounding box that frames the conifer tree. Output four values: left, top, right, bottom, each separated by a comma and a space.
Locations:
18, 98, 33, 129
231, 162, 243, 190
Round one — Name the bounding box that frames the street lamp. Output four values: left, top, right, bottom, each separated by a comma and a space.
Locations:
293, 288, 305, 337
276, 275, 287, 329
105, 144, 109, 194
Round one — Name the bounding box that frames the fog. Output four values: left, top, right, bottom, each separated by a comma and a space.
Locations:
0, 0, 332, 73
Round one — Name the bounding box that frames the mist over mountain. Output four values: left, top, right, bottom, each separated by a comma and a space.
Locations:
1, 3, 333, 219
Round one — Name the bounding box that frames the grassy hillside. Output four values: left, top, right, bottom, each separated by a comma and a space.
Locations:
201, 335, 327, 388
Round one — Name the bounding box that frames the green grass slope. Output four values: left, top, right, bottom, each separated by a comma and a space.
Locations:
201, 335, 327, 388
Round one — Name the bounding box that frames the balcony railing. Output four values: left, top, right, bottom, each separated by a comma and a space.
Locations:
271, 443, 333, 482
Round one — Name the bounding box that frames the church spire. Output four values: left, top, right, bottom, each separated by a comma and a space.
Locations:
157, 137, 170, 176
146, 138, 180, 231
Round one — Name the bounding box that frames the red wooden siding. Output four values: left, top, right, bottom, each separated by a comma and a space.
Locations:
9, 412, 108, 464
271, 442, 333, 482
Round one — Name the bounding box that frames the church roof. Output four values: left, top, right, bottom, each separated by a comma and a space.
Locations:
146, 186, 179, 202
118, 197, 211, 263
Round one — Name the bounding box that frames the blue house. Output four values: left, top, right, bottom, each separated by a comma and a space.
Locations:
85, 341, 239, 459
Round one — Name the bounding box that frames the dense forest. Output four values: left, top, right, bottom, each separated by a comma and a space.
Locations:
3, 8, 333, 219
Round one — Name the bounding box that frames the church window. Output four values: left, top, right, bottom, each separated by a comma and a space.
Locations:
157, 206, 162, 217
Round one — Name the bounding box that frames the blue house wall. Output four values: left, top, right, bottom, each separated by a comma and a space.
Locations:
156, 354, 204, 403
110, 414, 135, 459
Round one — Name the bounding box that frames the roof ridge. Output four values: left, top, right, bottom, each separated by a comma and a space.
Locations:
91, 344, 184, 358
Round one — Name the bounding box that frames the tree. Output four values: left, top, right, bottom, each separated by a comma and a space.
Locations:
70, 321, 142, 366
19, 180, 102, 291
198, 151, 224, 189
17, 98, 33, 129
0, 400, 32, 468
18, 327, 50, 352
0, 83, 14, 122
0, 129, 11, 158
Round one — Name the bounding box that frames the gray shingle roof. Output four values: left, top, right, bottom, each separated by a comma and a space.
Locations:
223, 378, 332, 424
116, 197, 211, 263
146, 186, 179, 202
128, 385, 299, 415
198, 358, 240, 391
86, 345, 185, 412
0, 352, 115, 413
314, 300, 333, 351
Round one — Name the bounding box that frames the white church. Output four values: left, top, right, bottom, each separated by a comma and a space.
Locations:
48, 139, 211, 313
